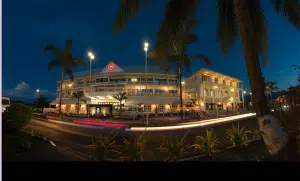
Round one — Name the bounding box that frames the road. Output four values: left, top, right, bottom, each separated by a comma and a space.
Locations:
27, 115, 260, 160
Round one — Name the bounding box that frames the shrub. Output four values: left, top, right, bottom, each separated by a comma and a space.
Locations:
3, 103, 33, 132
195, 129, 219, 156
158, 132, 191, 162
90, 132, 119, 161
119, 132, 146, 161
226, 123, 249, 148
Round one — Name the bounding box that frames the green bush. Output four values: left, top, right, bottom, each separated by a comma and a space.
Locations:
3, 103, 33, 131
226, 123, 249, 148
195, 129, 219, 156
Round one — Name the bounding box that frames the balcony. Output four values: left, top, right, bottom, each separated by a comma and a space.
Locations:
127, 92, 179, 97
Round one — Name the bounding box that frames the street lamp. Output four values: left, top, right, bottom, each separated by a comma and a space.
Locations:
87, 51, 95, 120
144, 41, 149, 125
242, 90, 246, 112
36, 89, 40, 113
249, 92, 253, 111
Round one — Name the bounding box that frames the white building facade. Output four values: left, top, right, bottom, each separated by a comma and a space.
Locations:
51, 62, 244, 115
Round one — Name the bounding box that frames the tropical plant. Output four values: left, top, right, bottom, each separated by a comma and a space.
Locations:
113, 0, 300, 155
90, 132, 119, 161
194, 129, 219, 156
119, 131, 146, 161
113, 92, 128, 116
45, 40, 87, 117
72, 91, 87, 114
226, 123, 250, 148
248, 128, 265, 140
3, 103, 33, 132
158, 132, 191, 162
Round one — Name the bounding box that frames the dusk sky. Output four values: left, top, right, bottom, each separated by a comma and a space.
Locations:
3, 0, 300, 102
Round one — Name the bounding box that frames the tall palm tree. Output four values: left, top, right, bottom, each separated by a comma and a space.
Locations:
113, 0, 300, 155
148, 31, 211, 120
45, 40, 87, 117
113, 92, 128, 115
72, 91, 87, 114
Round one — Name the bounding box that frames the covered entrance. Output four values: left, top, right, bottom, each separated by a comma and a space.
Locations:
88, 102, 119, 116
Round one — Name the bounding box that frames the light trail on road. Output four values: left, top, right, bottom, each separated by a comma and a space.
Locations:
126, 113, 256, 132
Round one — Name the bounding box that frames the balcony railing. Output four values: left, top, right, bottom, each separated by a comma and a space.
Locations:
127, 92, 179, 97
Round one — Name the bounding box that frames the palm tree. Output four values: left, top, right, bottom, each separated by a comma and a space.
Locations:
148, 30, 211, 120
113, 0, 300, 155
265, 81, 279, 107
45, 40, 87, 117
113, 92, 128, 115
72, 91, 87, 114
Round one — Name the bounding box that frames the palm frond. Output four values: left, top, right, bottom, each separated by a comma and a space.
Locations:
216, 0, 238, 55
48, 59, 61, 71
190, 54, 212, 65
44, 45, 60, 56
72, 57, 88, 68
113, 0, 156, 33
65, 40, 72, 52
272, 0, 300, 28
63, 67, 74, 81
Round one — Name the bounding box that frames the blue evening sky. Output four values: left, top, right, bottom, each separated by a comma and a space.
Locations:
3, 0, 300, 102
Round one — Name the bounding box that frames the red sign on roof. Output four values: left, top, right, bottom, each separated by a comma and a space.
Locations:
108, 62, 115, 71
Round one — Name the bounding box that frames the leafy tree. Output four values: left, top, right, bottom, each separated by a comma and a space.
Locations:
72, 91, 87, 114
45, 40, 87, 117
3, 103, 33, 132
113, 92, 128, 115
113, 0, 300, 155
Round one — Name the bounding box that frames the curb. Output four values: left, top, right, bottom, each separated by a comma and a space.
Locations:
23, 130, 56, 147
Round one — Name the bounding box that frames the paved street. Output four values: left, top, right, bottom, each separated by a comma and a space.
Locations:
28, 115, 260, 159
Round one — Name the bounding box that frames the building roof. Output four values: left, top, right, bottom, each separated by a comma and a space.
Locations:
68, 65, 177, 80
185, 68, 243, 82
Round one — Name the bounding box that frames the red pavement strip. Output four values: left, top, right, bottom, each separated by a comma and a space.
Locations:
73, 120, 129, 128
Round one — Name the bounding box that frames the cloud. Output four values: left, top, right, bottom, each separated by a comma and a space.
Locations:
4, 81, 56, 100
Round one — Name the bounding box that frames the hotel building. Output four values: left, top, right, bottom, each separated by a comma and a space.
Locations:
51, 61, 243, 115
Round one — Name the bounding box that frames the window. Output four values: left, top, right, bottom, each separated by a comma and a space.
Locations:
204, 88, 208, 96
144, 104, 151, 112
214, 78, 218, 84
169, 79, 177, 85
96, 78, 108, 83
155, 89, 164, 94
158, 104, 164, 112
169, 90, 178, 94
96, 89, 104, 92
171, 104, 178, 110
194, 76, 197, 81
220, 91, 223, 98
230, 81, 232, 86
202, 75, 209, 81
210, 89, 213, 97
2, 99, 9, 105
223, 80, 226, 85
224, 91, 229, 97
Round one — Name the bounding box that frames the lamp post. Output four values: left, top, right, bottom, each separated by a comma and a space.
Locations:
87, 52, 95, 120
250, 92, 253, 111
36, 89, 40, 113
243, 90, 246, 112
144, 42, 149, 125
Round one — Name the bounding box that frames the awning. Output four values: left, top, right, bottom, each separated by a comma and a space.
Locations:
50, 97, 91, 105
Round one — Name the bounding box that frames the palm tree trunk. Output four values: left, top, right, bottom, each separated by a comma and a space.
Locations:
179, 68, 183, 120
233, 0, 288, 155
59, 71, 64, 118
